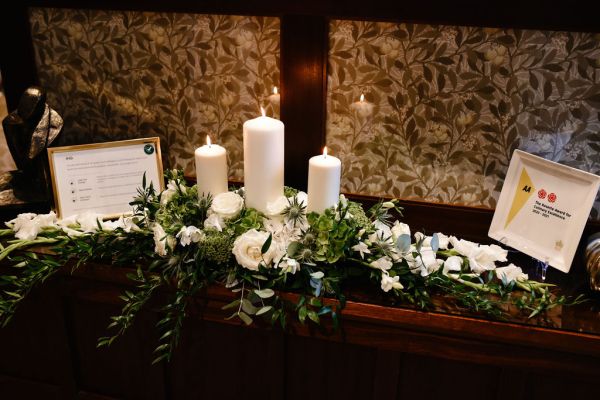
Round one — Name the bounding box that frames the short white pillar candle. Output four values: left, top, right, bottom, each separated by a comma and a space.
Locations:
194, 135, 228, 198
307, 147, 342, 213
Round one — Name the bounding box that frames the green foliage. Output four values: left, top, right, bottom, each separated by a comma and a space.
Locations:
200, 230, 234, 265
0, 171, 585, 366
306, 203, 362, 264
228, 208, 263, 236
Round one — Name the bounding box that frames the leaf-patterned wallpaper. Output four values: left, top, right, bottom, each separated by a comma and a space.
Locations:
29, 7, 280, 179
327, 20, 600, 219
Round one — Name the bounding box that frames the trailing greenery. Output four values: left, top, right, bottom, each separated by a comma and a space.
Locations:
0, 170, 584, 364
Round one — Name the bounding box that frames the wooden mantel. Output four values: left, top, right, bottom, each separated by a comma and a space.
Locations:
1, 251, 598, 400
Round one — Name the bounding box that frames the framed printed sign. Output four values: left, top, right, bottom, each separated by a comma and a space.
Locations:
47, 137, 164, 219
489, 150, 600, 273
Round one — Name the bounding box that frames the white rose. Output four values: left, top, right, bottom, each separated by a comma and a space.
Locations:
496, 263, 528, 283
211, 191, 244, 219
176, 226, 205, 247
232, 229, 276, 271
380, 273, 403, 292
152, 223, 175, 257
265, 195, 288, 220
204, 213, 225, 232
391, 221, 411, 241
370, 256, 393, 271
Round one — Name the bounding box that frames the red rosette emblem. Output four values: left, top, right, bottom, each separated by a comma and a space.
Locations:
548, 193, 557, 203
538, 189, 547, 199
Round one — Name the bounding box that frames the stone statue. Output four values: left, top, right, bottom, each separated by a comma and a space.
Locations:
0, 86, 63, 204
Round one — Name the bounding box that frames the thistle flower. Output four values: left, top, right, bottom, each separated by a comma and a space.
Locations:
283, 195, 307, 228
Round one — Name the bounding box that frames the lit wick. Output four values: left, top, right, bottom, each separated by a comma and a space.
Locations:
260, 106, 266, 117
273, 86, 278, 95
360, 93, 365, 102
206, 135, 212, 148
323, 146, 328, 159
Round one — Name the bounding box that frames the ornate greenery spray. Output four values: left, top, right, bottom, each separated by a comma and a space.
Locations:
0, 171, 583, 364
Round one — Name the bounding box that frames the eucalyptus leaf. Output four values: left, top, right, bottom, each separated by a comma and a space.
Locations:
238, 311, 253, 325
241, 299, 258, 315
254, 288, 275, 298
256, 305, 273, 316
298, 306, 308, 323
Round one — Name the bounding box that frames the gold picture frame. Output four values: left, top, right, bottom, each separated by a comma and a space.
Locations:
47, 137, 164, 219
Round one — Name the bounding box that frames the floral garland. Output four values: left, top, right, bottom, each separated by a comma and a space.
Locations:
0, 171, 581, 364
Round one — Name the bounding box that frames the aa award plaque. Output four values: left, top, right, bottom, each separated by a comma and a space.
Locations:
489, 150, 600, 273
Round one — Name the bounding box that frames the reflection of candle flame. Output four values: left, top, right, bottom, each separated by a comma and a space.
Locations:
323, 146, 328, 158
360, 93, 365, 102
273, 86, 278, 95
260, 106, 266, 117
206, 135, 212, 147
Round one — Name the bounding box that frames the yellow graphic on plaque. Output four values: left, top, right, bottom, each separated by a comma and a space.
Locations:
505, 168, 535, 228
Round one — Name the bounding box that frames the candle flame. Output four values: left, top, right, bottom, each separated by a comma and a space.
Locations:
273, 86, 278, 95
360, 93, 365, 102
206, 135, 212, 147
323, 146, 328, 157
260, 106, 266, 117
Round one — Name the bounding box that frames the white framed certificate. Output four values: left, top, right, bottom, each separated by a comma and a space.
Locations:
489, 150, 600, 273
47, 137, 164, 219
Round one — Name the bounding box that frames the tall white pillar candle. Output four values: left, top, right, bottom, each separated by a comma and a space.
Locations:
195, 136, 228, 198
307, 147, 342, 213
243, 108, 285, 213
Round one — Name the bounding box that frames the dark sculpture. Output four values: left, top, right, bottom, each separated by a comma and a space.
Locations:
0, 86, 63, 204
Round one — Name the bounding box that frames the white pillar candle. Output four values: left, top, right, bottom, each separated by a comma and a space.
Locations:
243, 108, 284, 213
195, 135, 228, 198
307, 147, 341, 213
268, 86, 280, 106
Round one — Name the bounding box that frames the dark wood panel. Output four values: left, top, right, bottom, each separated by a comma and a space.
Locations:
61, 280, 165, 400
397, 354, 499, 399
527, 372, 597, 400
20, 0, 600, 32
281, 14, 328, 190
57, 260, 600, 379
284, 335, 376, 400
77, 392, 120, 400
0, 282, 76, 398
167, 319, 279, 400
0, 374, 63, 400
